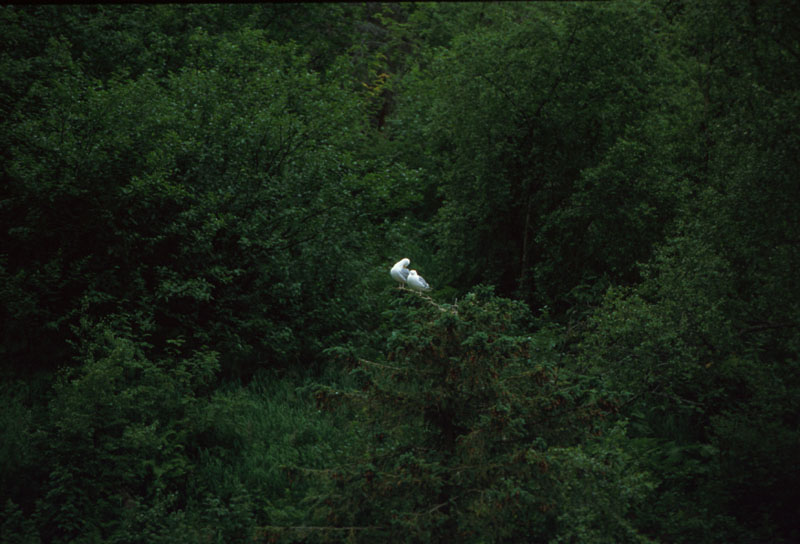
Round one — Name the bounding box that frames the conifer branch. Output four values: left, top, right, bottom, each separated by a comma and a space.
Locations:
409, 289, 459, 315
256, 524, 385, 534
359, 358, 406, 372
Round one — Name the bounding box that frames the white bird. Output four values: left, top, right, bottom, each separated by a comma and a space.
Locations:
390, 258, 410, 288
407, 270, 431, 292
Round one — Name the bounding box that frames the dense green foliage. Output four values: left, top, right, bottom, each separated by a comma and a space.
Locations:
277, 289, 653, 543
1, 3, 798, 543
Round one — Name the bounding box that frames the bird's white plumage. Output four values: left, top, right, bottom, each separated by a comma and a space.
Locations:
407, 269, 431, 291
390, 258, 410, 286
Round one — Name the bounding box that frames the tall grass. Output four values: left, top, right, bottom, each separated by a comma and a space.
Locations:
192, 369, 357, 529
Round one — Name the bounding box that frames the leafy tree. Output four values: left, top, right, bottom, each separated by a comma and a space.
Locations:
1, 15, 404, 377
2, 3, 798, 543
391, 2, 684, 316
32, 326, 219, 543
577, 3, 800, 540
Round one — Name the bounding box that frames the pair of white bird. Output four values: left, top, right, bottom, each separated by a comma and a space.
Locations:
390, 258, 431, 291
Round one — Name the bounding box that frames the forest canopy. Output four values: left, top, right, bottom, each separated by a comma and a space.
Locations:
1, 3, 798, 543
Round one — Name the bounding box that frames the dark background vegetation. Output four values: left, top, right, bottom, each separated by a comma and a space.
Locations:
1, 2, 798, 542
